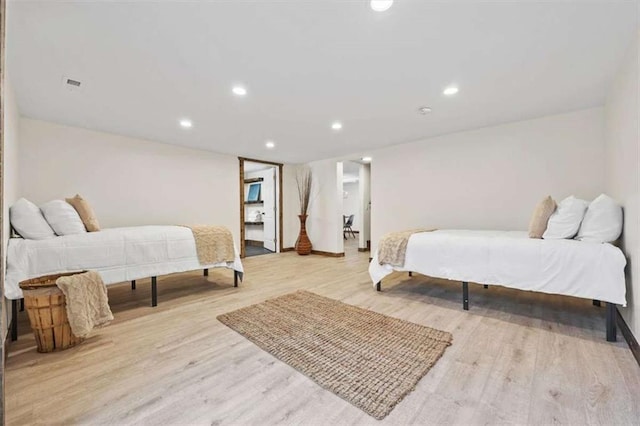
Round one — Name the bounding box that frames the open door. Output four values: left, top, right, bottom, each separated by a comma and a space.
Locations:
239, 157, 283, 258
262, 167, 277, 252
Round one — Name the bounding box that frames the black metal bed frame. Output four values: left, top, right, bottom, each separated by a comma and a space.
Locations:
375, 272, 617, 342
10, 269, 241, 342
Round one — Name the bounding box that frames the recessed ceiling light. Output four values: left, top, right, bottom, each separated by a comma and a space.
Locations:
361, 156, 372, 162
370, 0, 393, 12
179, 119, 193, 128
418, 106, 433, 115
232, 85, 247, 96
443, 86, 459, 96
265, 140, 275, 149
331, 122, 343, 130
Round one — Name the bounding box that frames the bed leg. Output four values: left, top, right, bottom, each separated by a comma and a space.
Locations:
20, 298, 24, 311
204, 268, 209, 277
606, 303, 617, 342
131, 280, 136, 290
151, 277, 157, 307
483, 285, 488, 289
376, 281, 381, 292
593, 299, 601, 307
11, 299, 18, 341
234, 271, 239, 287
408, 271, 413, 277
462, 281, 469, 311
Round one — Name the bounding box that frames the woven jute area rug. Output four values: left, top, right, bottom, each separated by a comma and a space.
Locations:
217, 291, 452, 419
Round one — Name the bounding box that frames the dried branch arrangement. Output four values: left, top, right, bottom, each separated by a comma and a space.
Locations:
296, 166, 313, 215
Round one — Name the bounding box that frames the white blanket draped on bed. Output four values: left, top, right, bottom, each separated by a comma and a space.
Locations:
6, 225, 244, 300
369, 230, 627, 306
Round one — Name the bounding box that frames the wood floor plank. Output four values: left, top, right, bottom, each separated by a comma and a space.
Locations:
526, 311, 590, 425
5, 239, 640, 425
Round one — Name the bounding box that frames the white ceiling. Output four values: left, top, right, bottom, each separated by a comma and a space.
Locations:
7, 1, 638, 164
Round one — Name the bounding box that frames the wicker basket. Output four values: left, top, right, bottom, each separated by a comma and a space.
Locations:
19, 272, 86, 353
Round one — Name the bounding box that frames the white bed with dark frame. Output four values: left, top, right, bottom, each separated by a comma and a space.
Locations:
6, 225, 244, 341
369, 230, 626, 342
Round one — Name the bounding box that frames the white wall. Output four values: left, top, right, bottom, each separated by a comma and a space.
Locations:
343, 181, 359, 231
18, 118, 241, 245
604, 31, 639, 339
3, 75, 20, 336
305, 159, 343, 254
4, 77, 20, 242
371, 107, 606, 253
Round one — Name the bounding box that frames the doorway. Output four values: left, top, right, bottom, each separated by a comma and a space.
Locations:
342, 161, 360, 256
239, 157, 284, 258
342, 160, 371, 256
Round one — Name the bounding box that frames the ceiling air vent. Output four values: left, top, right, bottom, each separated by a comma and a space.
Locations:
62, 75, 83, 92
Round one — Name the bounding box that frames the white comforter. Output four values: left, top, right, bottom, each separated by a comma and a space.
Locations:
6, 226, 244, 300
369, 230, 627, 306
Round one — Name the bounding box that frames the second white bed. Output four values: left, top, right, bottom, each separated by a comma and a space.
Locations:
369, 230, 626, 306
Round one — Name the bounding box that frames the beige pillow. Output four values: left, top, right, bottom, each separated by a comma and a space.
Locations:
65, 194, 101, 232
528, 196, 556, 238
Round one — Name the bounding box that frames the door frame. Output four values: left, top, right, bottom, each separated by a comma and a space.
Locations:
238, 157, 284, 258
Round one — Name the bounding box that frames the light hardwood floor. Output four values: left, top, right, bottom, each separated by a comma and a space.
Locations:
6, 243, 640, 425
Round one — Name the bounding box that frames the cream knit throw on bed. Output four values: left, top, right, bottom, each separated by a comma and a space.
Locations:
378, 229, 436, 267
183, 225, 236, 265
56, 271, 113, 338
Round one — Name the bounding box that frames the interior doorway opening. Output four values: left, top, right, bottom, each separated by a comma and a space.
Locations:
342, 160, 371, 256
239, 158, 284, 258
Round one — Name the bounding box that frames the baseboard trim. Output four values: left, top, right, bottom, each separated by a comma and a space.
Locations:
358, 247, 370, 252
311, 250, 345, 258
245, 240, 264, 247
618, 309, 640, 367
280, 247, 343, 257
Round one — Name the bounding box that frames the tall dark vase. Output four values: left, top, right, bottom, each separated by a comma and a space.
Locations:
296, 214, 312, 255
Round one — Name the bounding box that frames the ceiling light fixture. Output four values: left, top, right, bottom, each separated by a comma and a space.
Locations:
265, 140, 275, 149
418, 106, 432, 115
232, 85, 247, 96
361, 156, 372, 162
331, 122, 343, 130
370, 0, 393, 12
443, 86, 459, 96
179, 119, 193, 128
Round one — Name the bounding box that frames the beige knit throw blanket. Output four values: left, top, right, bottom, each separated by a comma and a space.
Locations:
183, 225, 236, 265
378, 229, 437, 267
56, 271, 114, 338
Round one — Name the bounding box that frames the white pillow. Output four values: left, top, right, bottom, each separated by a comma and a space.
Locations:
543, 196, 589, 239
40, 200, 87, 236
10, 198, 56, 240
576, 194, 623, 243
